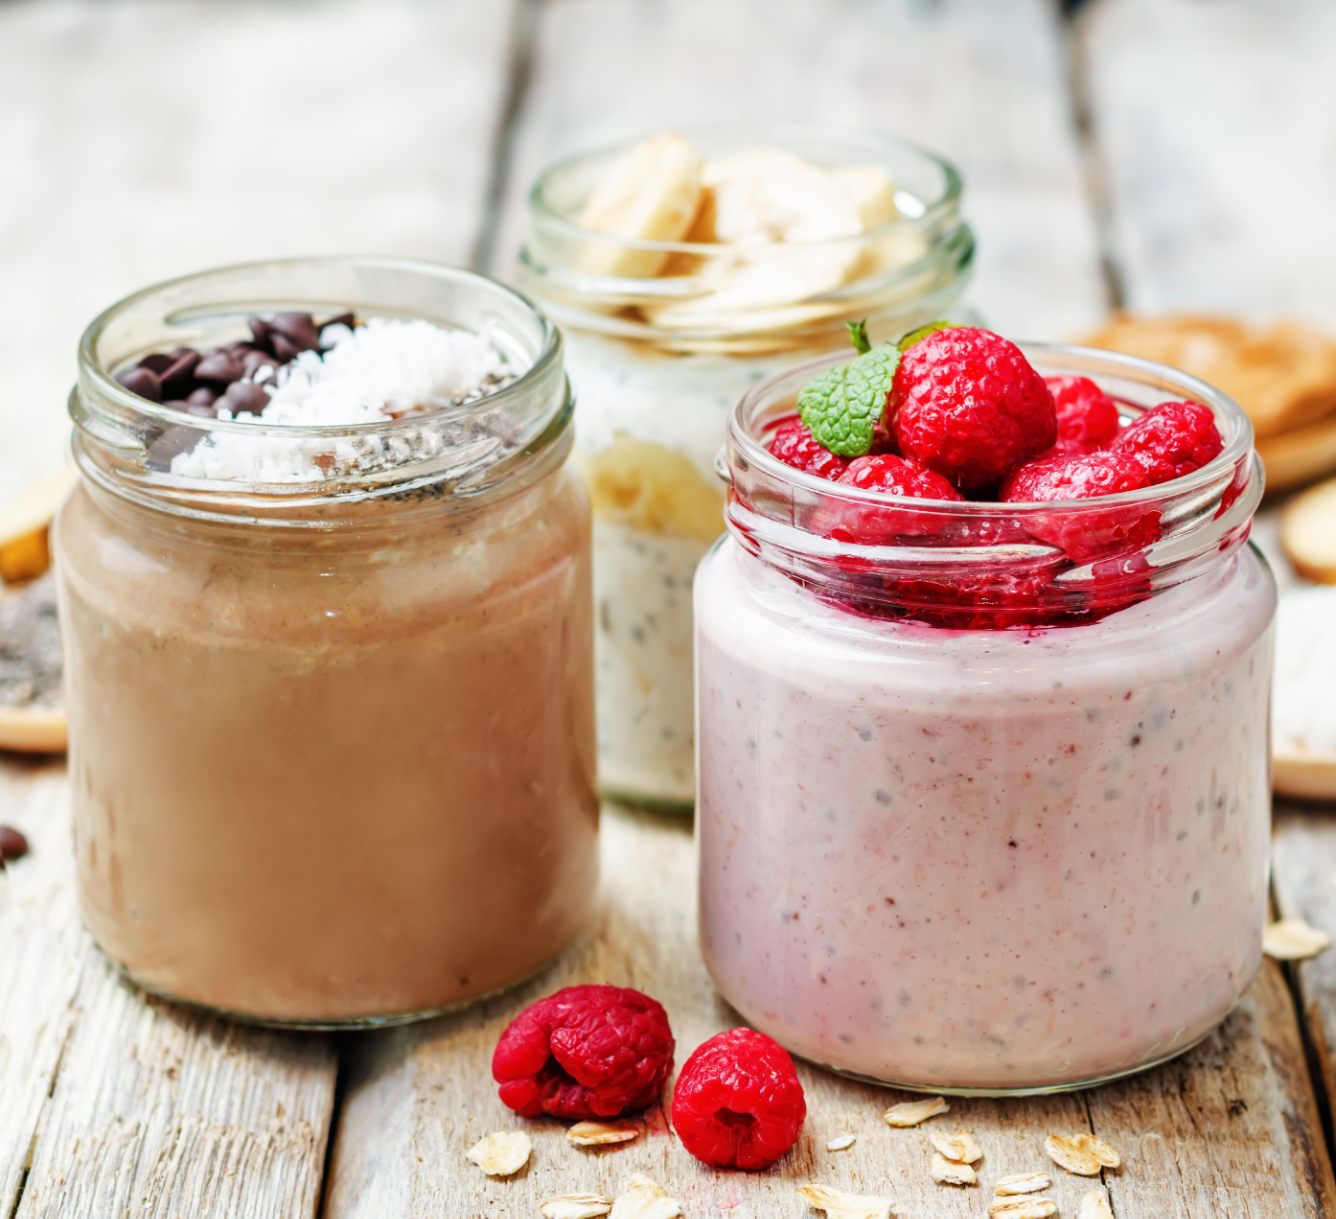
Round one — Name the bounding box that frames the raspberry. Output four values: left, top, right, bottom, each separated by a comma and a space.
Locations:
1113, 400, 1223, 485
1045, 375, 1121, 453
492, 985, 674, 1120
891, 327, 1056, 493
1001, 449, 1159, 563
826, 454, 962, 547
671, 1028, 806, 1171
767, 417, 849, 481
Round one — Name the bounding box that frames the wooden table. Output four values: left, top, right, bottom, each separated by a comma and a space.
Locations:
3, 1, 1336, 1215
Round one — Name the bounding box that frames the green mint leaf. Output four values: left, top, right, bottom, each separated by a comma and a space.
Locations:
845, 318, 872, 354
797, 343, 901, 458
897, 320, 957, 353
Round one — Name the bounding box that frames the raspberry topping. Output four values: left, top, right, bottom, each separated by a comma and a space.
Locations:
670, 1028, 806, 1171
891, 327, 1056, 493
492, 985, 674, 1120
1045, 375, 1121, 453
1002, 449, 1159, 563
1001, 449, 1151, 503
838, 453, 964, 501
1113, 400, 1224, 485
767, 417, 850, 481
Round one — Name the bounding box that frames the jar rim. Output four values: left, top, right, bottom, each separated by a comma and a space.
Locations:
527, 123, 964, 257
729, 340, 1257, 517
77, 255, 564, 443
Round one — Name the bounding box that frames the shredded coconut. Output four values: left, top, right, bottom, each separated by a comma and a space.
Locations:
1274, 586, 1336, 760
169, 318, 517, 483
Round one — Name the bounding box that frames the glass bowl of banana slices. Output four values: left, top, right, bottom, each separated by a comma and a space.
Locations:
521, 126, 974, 810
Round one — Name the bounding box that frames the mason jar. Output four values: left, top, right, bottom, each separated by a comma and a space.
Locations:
696, 344, 1275, 1093
55, 258, 598, 1027
522, 126, 974, 807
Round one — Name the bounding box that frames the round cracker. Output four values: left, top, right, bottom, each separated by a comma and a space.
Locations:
1281, 475, 1336, 583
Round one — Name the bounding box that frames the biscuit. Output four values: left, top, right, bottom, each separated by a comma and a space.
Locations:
1281, 474, 1336, 583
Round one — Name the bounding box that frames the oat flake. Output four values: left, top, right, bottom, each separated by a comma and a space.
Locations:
883, 1096, 949, 1127
1045, 1132, 1120, 1176
795, 1182, 895, 1219
930, 1151, 977, 1186
1263, 917, 1332, 960
1079, 1189, 1115, 1219
993, 1171, 1052, 1196
464, 1130, 531, 1177
987, 1198, 1058, 1218
928, 1127, 982, 1164
826, 1132, 857, 1151
609, 1174, 682, 1219
541, 1196, 614, 1219
567, 1120, 640, 1147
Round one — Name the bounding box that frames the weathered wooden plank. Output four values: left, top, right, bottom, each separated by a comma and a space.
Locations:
0, 0, 520, 497
1272, 807, 1336, 1145
491, 0, 1108, 336
1078, 0, 1336, 327
328, 803, 1334, 1218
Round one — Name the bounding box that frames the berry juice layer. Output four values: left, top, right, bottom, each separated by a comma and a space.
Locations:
696, 325, 1275, 1090
58, 308, 597, 1023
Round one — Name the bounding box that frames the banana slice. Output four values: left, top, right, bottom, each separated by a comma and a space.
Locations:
1, 469, 75, 584
576, 132, 704, 278
703, 150, 865, 244
580, 435, 723, 542
830, 164, 899, 230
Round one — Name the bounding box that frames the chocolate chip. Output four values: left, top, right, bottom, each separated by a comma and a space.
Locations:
239, 348, 277, 379
220, 383, 269, 415
160, 350, 201, 395
187, 386, 218, 406
269, 334, 308, 362
270, 311, 320, 352
195, 351, 243, 383
248, 317, 275, 350
321, 312, 355, 331
137, 352, 176, 374
0, 824, 29, 862
115, 366, 163, 402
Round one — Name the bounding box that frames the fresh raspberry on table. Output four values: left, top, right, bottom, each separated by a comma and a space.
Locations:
1001, 448, 1159, 563
492, 984, 674, 1120
671, 1028, 806, 1171
891, 326, 1056, 494
1045, 374, 1121, 453
766, 417, 849, 481
1113, 400, 1224, 484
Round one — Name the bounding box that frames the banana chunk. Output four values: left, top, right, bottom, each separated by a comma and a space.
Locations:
577, 132, 703, 278
581, 435, 723, 542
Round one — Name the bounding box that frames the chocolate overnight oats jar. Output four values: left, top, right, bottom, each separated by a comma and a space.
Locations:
522, 126, 974, 808
696, 344, 1275, 1094
55, 258, 597, 1027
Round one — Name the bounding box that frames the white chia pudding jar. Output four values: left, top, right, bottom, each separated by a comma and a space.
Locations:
522, 126, 974, 807
696, 344, 1275, 1093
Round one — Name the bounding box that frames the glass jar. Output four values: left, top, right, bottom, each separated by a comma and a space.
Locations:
522, 126, 974, 807
55, 258, 598, 1027
696, 344, 1275, 1094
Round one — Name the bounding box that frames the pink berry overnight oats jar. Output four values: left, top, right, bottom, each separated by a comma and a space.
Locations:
55, 258, 598, 1027
695, 343, 1275, 1094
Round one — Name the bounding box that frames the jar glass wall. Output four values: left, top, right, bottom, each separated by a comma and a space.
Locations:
55, 258, 598, 1027
522, 126, 974, 807
696, 344, 1275, 1093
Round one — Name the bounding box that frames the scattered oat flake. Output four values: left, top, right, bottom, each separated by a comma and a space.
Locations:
928, 1127, 982, 1164
930, 1151, 977, 1186
987, 1198, 1058, 1218
1045, 1133, 1121, 1176
465, 1130, 531, 1177
795, 1182, 895, 1219
567, 1120, 640, 1147
826, 1132, 857, 1151
883, 1096, 949, 1127
994, 1171, 1052, 1196
609, 1174, 682, 1219
541, 1196, 613, 1219
1263, 917, 1332, 960
1079, 1189, 1115, 1219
